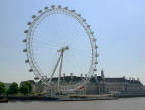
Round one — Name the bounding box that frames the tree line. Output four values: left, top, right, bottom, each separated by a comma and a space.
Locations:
0, 81, 32, 95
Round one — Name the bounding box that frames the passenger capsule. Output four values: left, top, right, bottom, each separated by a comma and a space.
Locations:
95, 45, 98, 49
64, 7, 68, 10
91, 32, 94, 35
65, 46, 69, 50
27, 22, 31, 25
95, 54, 99, 57
23, 39, 27, 43
95, 62, 98, 64
34, 77, 39, 80
24, 30, 28, 33
25, 59, 29, 63
87, 25, 91, 28
93, 38, 96, 41
93, 69, 97, 71
83, 19, 86, 22
23, 49, 27, 52
71, 10, 75, 12
51, 5, 55, 8
44, 6, 48, 10
38, 10, 42, 13
78, 14, 81, 17
22, 39, 27, 43
29, 69, 33, 72
58, 5, 61, 8
32, 15, 36, 19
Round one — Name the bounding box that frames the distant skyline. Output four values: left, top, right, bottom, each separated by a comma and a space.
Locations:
0, 0, 145, 83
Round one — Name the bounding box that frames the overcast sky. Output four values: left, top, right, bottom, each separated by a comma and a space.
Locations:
0, 0, 145, 84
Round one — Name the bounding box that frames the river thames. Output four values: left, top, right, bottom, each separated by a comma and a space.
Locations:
0, 98, 145, 110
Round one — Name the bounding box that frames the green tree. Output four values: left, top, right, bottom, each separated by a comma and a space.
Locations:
0, 82, 5, 95
19, 81, 32, 95
7, 82, 18, 95
19, 84, 29, 95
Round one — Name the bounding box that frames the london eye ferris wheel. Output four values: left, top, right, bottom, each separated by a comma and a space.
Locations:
23, 5, 99, 94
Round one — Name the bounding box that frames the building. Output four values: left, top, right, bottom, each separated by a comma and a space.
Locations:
26, 71, 144, 95
103, 77, 144, 93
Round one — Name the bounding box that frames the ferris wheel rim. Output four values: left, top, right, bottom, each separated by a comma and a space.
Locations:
23, 5, 98, 87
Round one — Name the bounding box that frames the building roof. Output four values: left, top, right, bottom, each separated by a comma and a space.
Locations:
126, 79, 142, 84
104, 77, 142, 84
51, 76, 84, 82
104, 77, 126, 82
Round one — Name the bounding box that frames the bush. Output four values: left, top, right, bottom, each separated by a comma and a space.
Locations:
0, 82, 6, 95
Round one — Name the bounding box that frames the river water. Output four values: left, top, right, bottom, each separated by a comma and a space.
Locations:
0, 98, 145, 110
